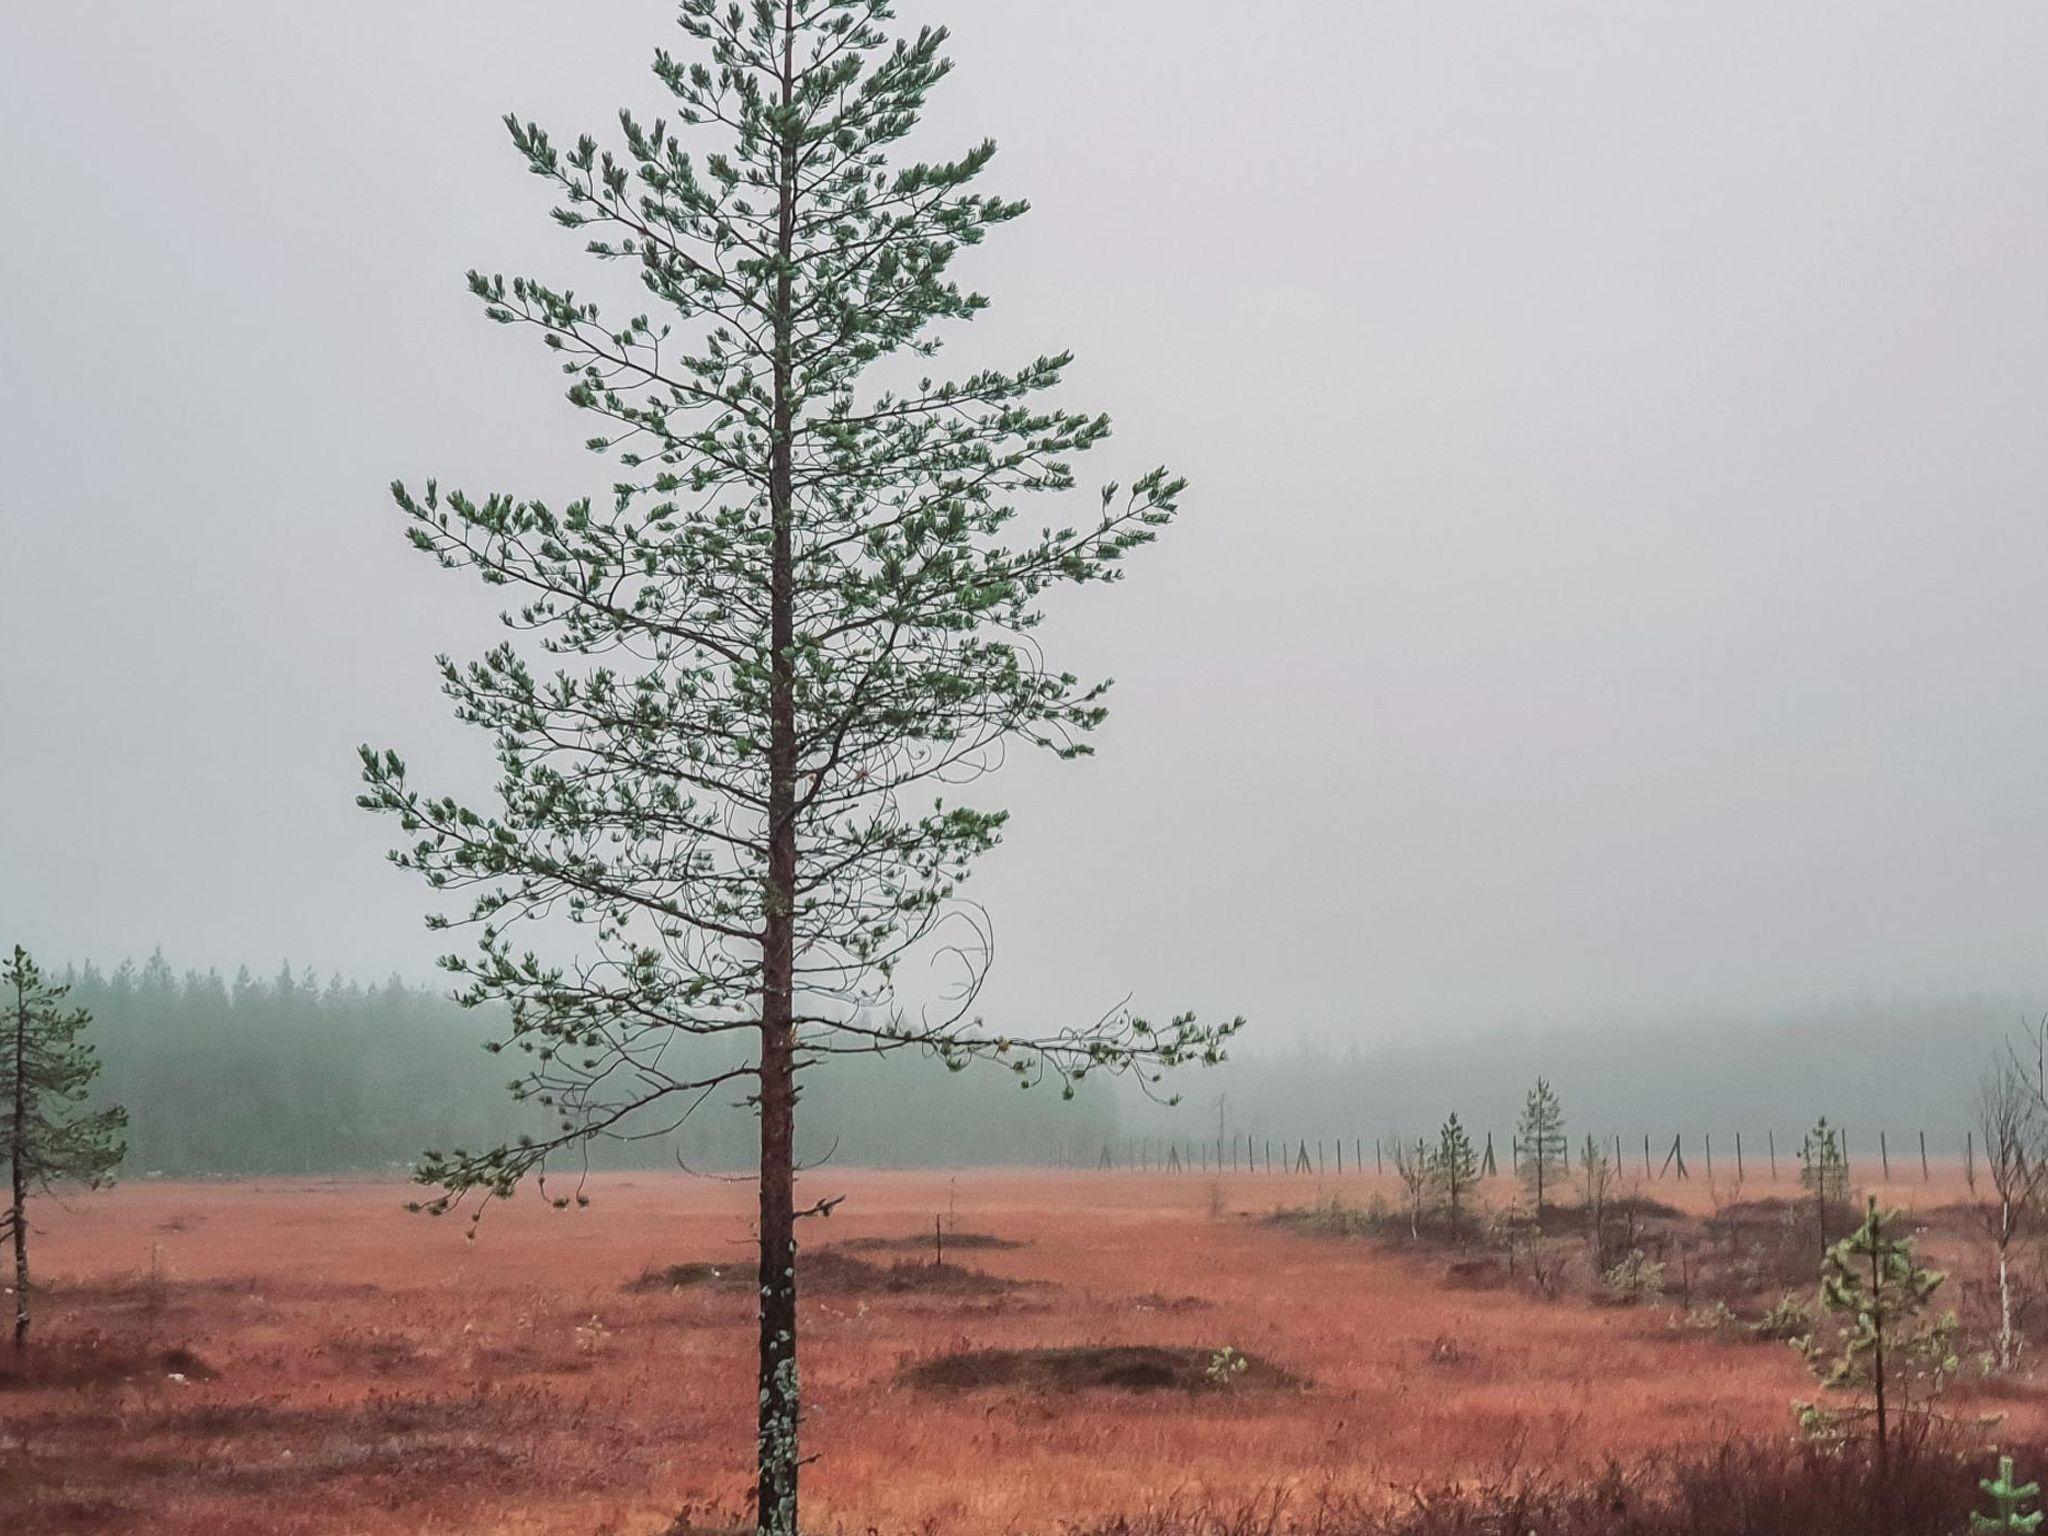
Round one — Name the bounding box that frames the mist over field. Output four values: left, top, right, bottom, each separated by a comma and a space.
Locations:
55, 951, 2043, 1177
1124, 994, 2048, 1154
7, 0, 2048, 1048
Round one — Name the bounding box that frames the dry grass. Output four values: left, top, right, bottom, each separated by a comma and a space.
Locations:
1075, 1429, 2048, 1536
1, 1165, 2036, 1534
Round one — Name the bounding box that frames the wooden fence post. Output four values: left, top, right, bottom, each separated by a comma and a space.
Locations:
1660, 1133, 1689, 1180
1920, 1131, 1928, 1181
1735, 1132, 1744, 1181
1768, 1129, 1777, 1180
1880, 1131, 1890, 1182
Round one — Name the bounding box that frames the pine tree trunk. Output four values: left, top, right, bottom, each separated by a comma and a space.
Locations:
8, 1151, 24, 1356
1870, 1241, 1887, 1476
755, 8, 802, 1533
10, 973, 27, 1355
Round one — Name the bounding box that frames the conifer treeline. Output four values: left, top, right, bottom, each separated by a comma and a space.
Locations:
62, 955, 1120, 1175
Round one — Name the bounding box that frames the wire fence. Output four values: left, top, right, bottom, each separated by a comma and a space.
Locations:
1058, 1126, 1975, 1183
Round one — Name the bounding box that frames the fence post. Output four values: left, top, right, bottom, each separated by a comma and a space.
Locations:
1735, 1132, 1743, 1181
1920, 1130, 1928, 1181
1704, 1133, 1713, 1180
1768, 1129, 1777, 1180
1880, 1131, 1890, 1182
1643, 1133, 1652, 1178
1661, 1133, 1689, 1180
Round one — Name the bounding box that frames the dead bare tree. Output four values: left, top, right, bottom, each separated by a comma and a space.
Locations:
1390, 1135, 1434, 1240
1974, 1051, 2048, 1371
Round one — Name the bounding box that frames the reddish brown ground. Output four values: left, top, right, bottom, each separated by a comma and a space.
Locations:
2, 1166, 2039, 1535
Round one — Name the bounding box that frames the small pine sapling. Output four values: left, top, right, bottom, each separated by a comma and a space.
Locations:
1578, 1133, 1615, 1270
1799, 1116, 1851, 1257
1974, 1457, 2044, 1536
1516, 1079, 1568, 1216
1433, 1114, 1478, 1235
1798, 1197, 1958, 1472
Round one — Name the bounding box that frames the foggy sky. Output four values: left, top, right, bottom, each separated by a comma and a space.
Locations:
4, 2, 2047, 1043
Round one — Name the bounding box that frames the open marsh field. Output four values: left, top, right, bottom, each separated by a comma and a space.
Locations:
5, 1166, 2038, 1536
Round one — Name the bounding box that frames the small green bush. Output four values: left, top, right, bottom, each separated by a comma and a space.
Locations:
1602, 1249, 1665, 1305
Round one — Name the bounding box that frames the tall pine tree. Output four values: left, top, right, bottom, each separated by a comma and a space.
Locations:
4, 946, 126, 1354
358, 4, 1239, 1530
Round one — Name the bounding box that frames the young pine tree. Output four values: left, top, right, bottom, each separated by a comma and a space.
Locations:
1578, 1133, 1615, 1270
1433, 1113, 1477, 1233
1516, 1078, 1568, 1215
1799, 1197, 1957, 1472
1800, 1115, 1851, 1257
356, 5, 1239, 1531
4, 947, 127, 1354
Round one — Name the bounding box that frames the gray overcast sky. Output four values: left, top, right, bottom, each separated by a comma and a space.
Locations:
3, 2, 2046, 1040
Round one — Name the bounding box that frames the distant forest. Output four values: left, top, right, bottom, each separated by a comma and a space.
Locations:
60, 956, 2036, 1177
65, 956, 1120, 1176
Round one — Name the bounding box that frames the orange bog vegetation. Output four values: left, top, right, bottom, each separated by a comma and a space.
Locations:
2, 1167, 2038, 1535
